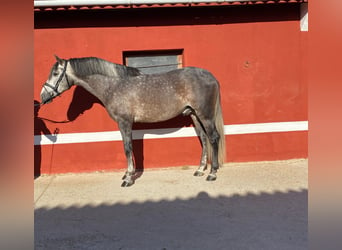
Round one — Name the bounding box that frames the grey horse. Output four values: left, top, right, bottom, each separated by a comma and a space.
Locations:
40, 56, 226, 187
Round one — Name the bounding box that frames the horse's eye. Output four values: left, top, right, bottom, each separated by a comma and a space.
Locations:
53, 72, 59, 76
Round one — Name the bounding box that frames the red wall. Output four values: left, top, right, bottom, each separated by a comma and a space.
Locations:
34, 4, 307, 175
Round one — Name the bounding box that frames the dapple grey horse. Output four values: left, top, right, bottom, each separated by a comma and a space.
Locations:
40, 56, 226, 187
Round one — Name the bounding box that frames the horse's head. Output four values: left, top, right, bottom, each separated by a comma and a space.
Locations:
40, 55, 73, 104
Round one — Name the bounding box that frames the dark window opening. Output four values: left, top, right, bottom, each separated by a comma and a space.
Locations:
123, 49, 183, 74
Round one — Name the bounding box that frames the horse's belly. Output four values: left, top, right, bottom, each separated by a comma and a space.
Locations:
133, 103, 183, 123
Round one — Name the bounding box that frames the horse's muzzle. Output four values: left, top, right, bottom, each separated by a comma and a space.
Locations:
41, 92, 54, 104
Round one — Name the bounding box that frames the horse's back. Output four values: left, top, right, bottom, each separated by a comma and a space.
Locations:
163, 66, 218, 83
127, 66, 218, 98
111, 66, 220, 123
131, 66, 218, 88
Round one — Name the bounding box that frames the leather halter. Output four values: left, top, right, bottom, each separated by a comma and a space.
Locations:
43, 61, 71, 102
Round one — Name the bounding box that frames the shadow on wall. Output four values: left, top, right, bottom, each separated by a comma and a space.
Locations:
67, 86, 104, 121
35, 189, 308, 250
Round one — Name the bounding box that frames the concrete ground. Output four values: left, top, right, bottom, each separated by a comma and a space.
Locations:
34, 159, 308, 250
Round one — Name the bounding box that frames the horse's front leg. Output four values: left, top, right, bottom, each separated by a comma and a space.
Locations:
118, 120, 135, 187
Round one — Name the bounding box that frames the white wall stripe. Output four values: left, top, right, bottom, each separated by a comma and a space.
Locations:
34, 121, 308, 145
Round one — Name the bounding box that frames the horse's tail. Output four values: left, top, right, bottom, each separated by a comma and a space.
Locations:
207, 92, 226, 167
215, 94, 226, 167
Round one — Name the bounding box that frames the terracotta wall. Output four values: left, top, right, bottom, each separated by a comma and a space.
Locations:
34, 4, 308, 175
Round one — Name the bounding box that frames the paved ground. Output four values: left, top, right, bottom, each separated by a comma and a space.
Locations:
34, 159, 308, 250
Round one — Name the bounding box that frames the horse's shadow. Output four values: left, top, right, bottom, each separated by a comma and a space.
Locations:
67, 86, 194, 181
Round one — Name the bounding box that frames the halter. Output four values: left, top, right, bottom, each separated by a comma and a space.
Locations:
42, 61, 72, 103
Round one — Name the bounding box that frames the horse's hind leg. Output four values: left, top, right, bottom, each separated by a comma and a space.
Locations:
201, 119, 220, 181
190, 114, 208, 176
118, 120, 135, 187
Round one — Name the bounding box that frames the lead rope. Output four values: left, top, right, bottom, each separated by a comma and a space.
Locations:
34, 101, 44, 107
37, 116, 72, 124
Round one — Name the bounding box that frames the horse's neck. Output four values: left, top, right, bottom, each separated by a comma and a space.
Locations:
74, 74, 121, 106
70, 60, 132, 105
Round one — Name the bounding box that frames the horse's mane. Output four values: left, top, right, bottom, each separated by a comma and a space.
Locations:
69, 57, 141, 78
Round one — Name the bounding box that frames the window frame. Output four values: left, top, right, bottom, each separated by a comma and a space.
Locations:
123, 49, 184, 74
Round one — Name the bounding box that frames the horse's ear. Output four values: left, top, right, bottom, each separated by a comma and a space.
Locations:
54, 54, 64, 64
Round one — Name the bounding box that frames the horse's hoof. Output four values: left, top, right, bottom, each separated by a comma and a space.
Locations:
194, 170, 205, 177
121, 180, 134, 187
206, 174, 217, 181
